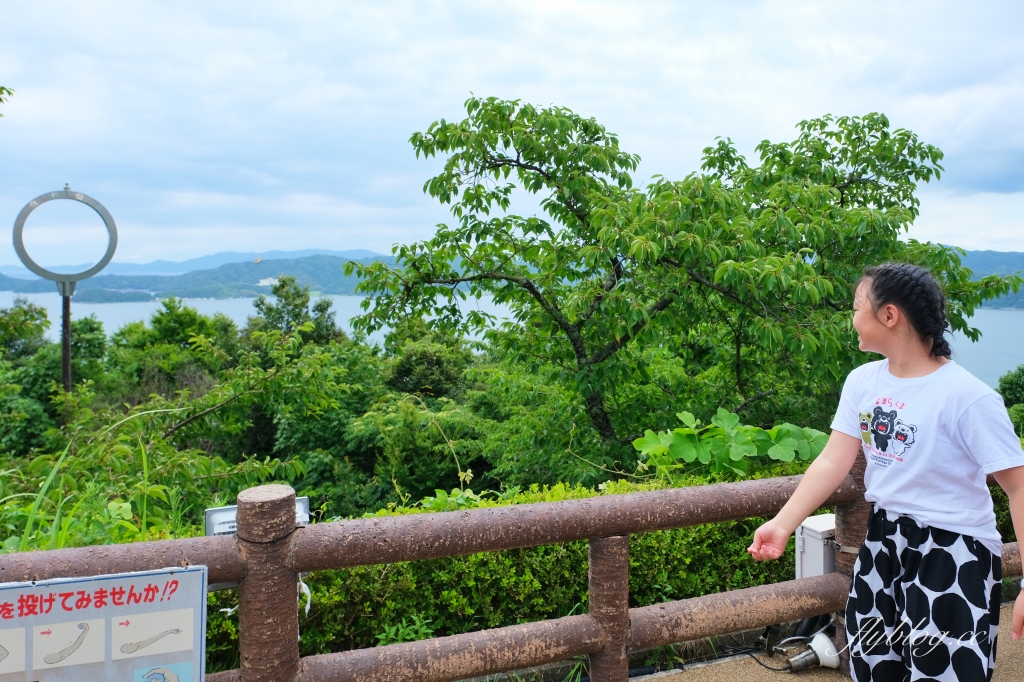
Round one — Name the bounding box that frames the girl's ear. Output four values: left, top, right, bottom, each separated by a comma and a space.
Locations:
880, 303, 901, 329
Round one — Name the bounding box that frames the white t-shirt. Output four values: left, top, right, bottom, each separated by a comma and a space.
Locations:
831, 359, 1024, 555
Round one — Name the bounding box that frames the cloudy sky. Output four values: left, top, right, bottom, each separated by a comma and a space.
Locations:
1, 0, 1022, 268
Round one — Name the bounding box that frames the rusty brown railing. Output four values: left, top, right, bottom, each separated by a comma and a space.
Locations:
2, 463, 1020, 682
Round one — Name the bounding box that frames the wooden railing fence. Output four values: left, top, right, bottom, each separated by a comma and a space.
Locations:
2, 460, 1020, 681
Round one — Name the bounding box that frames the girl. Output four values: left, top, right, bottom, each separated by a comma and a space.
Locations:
748, 263, 1024, 681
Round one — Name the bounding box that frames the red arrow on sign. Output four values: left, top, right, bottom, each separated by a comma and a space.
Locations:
40, 629, 52, 636
119, 620, 130, 627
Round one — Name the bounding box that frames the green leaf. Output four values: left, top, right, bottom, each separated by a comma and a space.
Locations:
752, 430, 774, 455
728, 442, 758, 461
704, 438, 725, 458
776, 436, 800, 451
767, 443, 795, 462
804, 428, 829, 456
676, 411, 697, 428
669, 441, 698, 463
106, 500, 133, 521
711, 408, 740, 431
632, 430, 667, 455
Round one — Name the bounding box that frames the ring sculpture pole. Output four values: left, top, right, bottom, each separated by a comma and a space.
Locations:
12, 185, 117, 392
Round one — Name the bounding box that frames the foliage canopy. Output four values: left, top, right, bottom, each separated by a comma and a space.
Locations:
346, 97, 1021, 462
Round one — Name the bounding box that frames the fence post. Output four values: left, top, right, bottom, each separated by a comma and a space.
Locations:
588, 535, 630, 681
236, 484, 300, 682
832, 457, 869, 676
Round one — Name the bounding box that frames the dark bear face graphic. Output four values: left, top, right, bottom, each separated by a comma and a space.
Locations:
870, 406, 897, 436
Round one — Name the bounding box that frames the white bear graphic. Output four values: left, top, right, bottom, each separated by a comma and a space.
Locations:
889, 420, 917, 457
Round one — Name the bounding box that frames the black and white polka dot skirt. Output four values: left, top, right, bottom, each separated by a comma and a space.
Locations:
845, 505, 1002, 682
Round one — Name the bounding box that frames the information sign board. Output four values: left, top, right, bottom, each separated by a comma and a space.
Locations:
0, 566, 206, 682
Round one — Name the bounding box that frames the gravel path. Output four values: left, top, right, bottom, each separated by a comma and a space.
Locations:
638, 604, 1023, 682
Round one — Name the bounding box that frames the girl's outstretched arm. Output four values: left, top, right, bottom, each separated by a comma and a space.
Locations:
992, 465, 1024, 643
748, 430, 862, 561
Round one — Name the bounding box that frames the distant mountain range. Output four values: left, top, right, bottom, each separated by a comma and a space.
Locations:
961, 251, 1024, 308
0, 249, 383, 279
0, 248, 1022, 305
0, 254, 396, 301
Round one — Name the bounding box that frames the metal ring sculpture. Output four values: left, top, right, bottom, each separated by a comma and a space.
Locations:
12, 186, 117, 293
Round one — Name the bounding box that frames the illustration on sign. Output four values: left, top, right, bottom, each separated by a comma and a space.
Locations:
0, 565, 206, 681
0, 628, 25, 674
112, 608, 193, 660
122, 629, 181, 654
42, 622, 88, 664
33, 619, 105, 669
135, 660, 192, 682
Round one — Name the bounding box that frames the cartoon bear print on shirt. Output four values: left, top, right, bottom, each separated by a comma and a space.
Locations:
870, 406, 898, 452
889, 419, 917, 457
858, 412, 873, 445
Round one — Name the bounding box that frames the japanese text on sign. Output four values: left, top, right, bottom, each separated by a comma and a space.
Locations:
0, 565, 206, 682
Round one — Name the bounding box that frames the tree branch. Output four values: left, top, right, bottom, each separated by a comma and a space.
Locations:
733, 388, 778, 415
482, 154, 553, 182
163, 370, 277, 440
578, 255, 625, 326
587, 292, 677, 366
419, 272, 591, 366
669, 261, 777, 321
415, 270, 625, 441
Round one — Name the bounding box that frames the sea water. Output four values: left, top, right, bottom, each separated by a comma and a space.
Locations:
949, 308, 1024, 387
0, 292, 504, 349
2, 292, 1022, 388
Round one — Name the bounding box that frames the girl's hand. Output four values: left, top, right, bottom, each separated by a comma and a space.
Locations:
748, 520, 792, 561
1012, 589, 1024, 641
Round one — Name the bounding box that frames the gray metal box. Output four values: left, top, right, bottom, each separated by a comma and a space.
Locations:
795, 513, 836, 579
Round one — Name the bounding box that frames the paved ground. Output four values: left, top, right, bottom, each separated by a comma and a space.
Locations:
638, 604, 1023, 681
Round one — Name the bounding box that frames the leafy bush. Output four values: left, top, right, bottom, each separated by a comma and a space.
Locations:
0, 325, 339, 551
345, 394, 487, 503
633, 408, 828, 479
0, 297, 49, 359
1009, 404, 1024, 438
385, 339, 472, 398
999, 364, 1024, 409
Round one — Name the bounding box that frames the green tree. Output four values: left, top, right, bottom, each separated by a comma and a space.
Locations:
104, 300, 239, 405
0, 314, 112, 454
247, 276, 344, 346
0, 86, 11, 116
384, 319, 473, 399
998, 365, 1024, 409
0, 297, 49, 360
347, 98, 1021, 457
149, 297, 237, 350
7, 316, 107, 405
0, 359, 50, 456
346, 394, 486, 504
69, 315, 107, 378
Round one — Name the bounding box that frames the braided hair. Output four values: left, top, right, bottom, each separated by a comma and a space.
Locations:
857, 263, 952, 358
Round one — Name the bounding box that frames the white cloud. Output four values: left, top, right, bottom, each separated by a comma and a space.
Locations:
910, 189, 1024, 252
0, 0, 1022, 264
